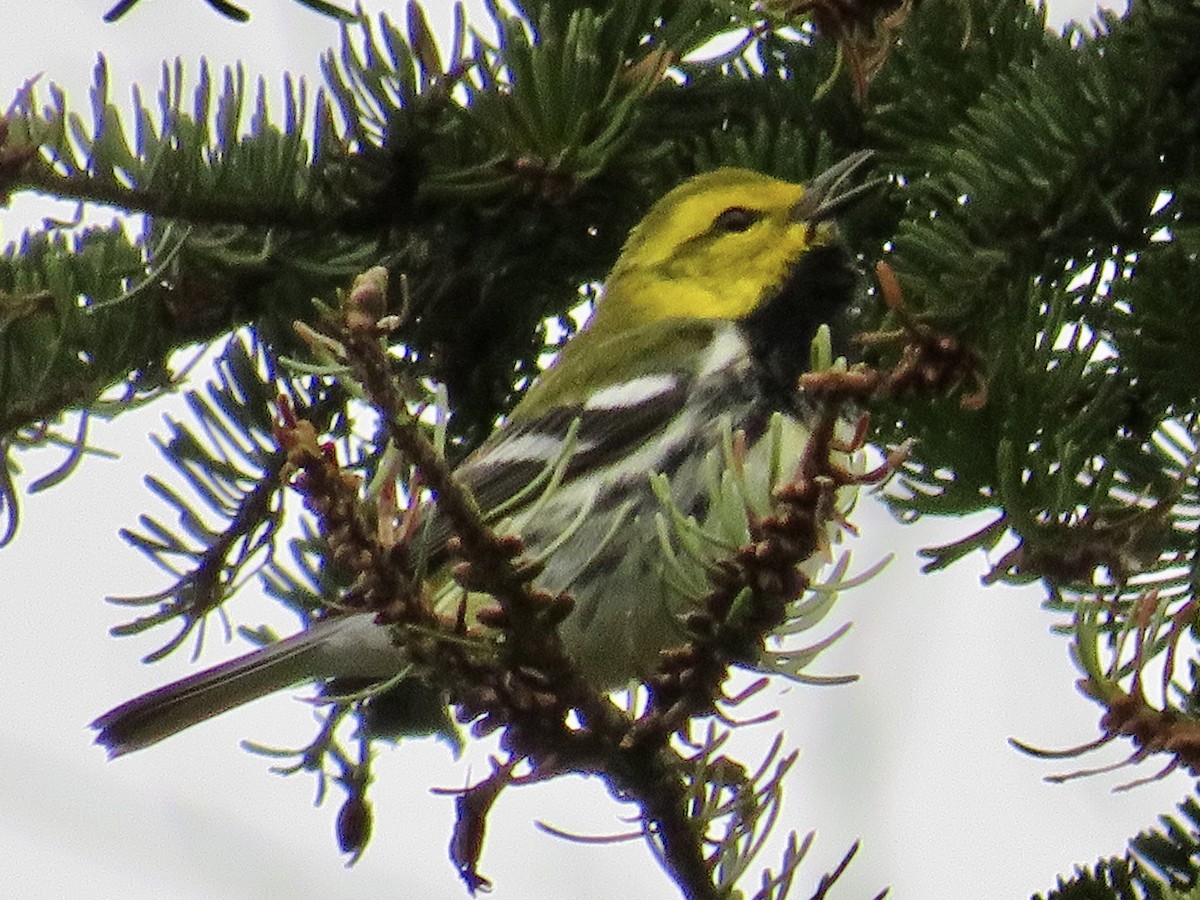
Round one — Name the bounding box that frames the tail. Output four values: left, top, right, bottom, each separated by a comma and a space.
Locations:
92, 613, 399, 757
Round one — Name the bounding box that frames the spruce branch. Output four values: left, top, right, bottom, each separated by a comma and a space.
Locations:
326, 267, 719, 898
106, 335, 349, 658
1014, 587, 1200, 793
16, 0, 1200, 895
763, 0, 918, 101
6, 57, 356, 229
259, 265, 882, 898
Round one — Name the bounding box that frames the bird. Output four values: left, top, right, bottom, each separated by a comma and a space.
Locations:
93, 151, 875, 756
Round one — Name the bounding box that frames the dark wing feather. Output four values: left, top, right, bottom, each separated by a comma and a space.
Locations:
414, 375, 690, 558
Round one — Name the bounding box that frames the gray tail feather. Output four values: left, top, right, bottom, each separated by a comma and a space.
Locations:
92, 626, 336, 757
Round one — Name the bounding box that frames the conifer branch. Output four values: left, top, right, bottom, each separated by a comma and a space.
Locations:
261, 265, 879, 897
10, 0, 1200, 896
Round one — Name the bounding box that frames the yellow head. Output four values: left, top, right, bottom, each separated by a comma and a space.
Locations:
588, 153, 874, 336
513, 153, 874, 418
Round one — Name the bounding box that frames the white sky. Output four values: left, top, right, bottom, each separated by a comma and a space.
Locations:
4, 2, 1185, 899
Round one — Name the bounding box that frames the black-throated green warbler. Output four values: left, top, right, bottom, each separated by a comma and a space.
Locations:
94, 151, 875, 755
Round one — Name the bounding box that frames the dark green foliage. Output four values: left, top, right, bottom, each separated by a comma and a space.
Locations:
864, 0, 1200, 611
1039, 856, 1164, 900
1038, 792, 1200, 900
7, 0, 1200, 896
108, 334, 349, 660
1131, 796, 1200, 889
0, 224, 158, 434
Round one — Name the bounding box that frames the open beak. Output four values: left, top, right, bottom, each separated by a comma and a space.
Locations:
790, 150, 879, 224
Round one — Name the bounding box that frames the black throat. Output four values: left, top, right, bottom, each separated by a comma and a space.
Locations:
738, 243, 856, 410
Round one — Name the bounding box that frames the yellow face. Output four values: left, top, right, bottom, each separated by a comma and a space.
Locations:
591, 168, 838, 333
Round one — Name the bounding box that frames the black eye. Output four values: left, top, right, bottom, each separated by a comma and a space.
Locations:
712, 206, 760, 233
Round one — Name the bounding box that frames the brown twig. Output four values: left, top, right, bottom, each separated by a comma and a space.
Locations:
626, 398, 897, 755
848, 260, 988, 409
280, 265, 907, 898
1011, 590, 1200, 791
771, 0, 917, 101
274, 399, 428, 624
0, 114, 38, 200
329, 268, 719, 898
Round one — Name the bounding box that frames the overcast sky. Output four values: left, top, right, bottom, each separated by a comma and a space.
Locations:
4, 2, 1185, 899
